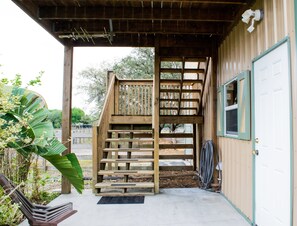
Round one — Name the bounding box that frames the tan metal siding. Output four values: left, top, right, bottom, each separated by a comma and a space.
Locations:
213, 0, 296, 222
202, 59, 213, 141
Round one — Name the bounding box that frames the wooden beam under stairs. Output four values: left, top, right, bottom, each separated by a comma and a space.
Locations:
160, 57, 206, 62
160, 68, 205, 74
110, 115, 152, 124
98, 170, 154, 176
159, 115, 203, 124
105, 138, 154, 143
160, 133, 193, 138
159, 155, 193, 159
159, 144, 194, 149
160, 89, 201, 93
103, 148, 154, 152
160, 79, 203, 85
101, 159, 154, 163
160, 98, 200, 102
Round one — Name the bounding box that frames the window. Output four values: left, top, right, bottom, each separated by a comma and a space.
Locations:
225, 79, 238, 135
217, 71, 251, 140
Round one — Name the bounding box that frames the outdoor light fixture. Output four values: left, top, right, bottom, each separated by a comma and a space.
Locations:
241, 9, 263, 33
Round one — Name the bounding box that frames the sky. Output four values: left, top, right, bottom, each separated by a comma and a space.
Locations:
0, 1, 132, 113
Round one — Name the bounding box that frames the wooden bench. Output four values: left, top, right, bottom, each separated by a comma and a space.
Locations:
0, 174, 77, 226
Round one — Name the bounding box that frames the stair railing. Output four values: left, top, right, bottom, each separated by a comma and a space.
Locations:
115, 79, 153, 115
92, 74, 116, 191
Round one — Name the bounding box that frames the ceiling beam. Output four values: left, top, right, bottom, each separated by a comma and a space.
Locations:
60, 34, 216, 50
53, 20, 226, 35
92, 0, 247, 3
39, 6, 235, 22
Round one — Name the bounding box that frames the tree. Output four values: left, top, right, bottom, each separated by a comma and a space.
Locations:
113, 48, 154, 79
48, 109, 62, 128
76, 64, 109, 116
76, 48, 155, 116
72, 107, 85, 124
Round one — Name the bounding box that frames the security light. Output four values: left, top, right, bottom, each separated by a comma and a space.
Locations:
241, 9, 263, 33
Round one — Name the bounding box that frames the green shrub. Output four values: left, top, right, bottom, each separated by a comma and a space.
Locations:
0, 187, 23, 226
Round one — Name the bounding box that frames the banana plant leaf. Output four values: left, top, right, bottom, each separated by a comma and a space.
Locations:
1, 86, 84, 193
43, 154, 84, 194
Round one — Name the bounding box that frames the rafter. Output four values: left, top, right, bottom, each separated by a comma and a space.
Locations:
57, 33, 216, 49
53, 20, 226, 35
39, 6, 235, 22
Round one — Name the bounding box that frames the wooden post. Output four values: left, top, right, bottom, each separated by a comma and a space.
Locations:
153, 39, 160, 193
114, 79, 119, 115
92, 126, 98, 193
197, 123, 203, 171
61, 46, 73, 194
193, 123, 197, 171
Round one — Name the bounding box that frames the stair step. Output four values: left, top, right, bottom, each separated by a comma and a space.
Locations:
103, 148, 154, 152
160, 98, 199, 102
101, 159, 154, 163
159, 144, 194, 149
160, 133, 193, 138
159, 107, 197, 111
160, 57, 206, 62
105, 138, 154, 143
160, 79, 203, 85
98, 170, 154, 175
95, 182, 154, 189
159, 155, 193, 159
160, 68, 205, 74
108, 130, 152, 133
160, 166, 194, 171
160, 89, 201, 93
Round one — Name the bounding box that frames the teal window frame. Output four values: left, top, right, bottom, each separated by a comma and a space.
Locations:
217, 70, 251, 140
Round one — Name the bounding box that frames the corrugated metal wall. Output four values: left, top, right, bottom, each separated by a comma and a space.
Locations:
202, 58, 213, 140
202, 0, 296, 221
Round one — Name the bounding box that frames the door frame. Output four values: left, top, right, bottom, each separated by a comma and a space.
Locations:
251, 37, 293, 226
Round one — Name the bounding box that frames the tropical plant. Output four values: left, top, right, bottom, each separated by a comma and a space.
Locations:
0, 76, 84, 193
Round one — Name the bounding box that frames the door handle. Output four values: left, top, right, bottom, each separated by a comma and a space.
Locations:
252, 150, 259, 156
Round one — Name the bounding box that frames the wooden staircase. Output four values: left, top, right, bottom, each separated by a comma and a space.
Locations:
157, 57, 208, 172
94, 119, 155, 196
95, 123, 155, 196
159, 57, 208, 116
93, 58, 208, 195
159, 131, 196, 171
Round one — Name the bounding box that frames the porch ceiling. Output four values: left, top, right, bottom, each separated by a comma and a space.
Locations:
12, 0, 255, 54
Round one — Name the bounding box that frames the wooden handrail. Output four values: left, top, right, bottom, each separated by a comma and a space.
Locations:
93, 74, 116, 190
97, 74, 116, 126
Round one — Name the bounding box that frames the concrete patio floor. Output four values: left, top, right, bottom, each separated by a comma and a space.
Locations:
20, 188, 250, 226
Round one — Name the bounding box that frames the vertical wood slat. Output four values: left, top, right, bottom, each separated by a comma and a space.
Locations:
154, 41, 160, 193
116, 81, 153, 115
114, 79, 119, 115
61, 46, 73, 194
